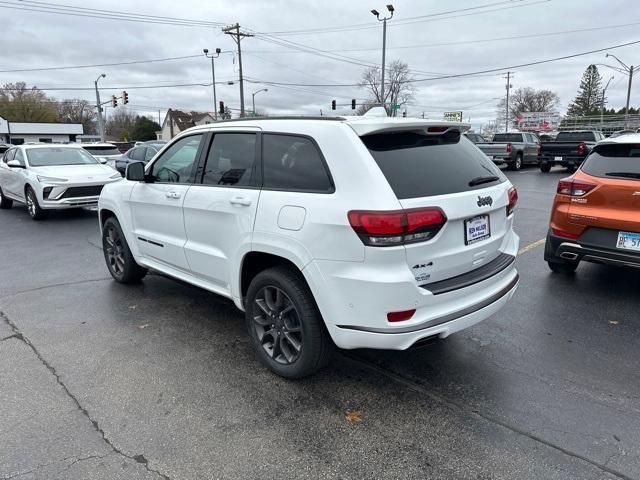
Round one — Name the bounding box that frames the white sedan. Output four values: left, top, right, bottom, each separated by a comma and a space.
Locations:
0, 144, 121, 220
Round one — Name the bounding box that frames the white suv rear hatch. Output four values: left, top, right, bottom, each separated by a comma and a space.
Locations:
357, 126, 516, 288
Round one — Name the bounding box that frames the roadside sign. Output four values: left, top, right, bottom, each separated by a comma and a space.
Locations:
444, 111, 463, 122
390, 104, 401, 110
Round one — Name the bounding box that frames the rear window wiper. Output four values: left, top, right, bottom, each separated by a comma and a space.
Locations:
605, 172, 640, 179
468, 175, 500, 186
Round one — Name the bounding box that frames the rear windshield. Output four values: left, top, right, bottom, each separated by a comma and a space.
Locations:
82, 146, 121, 156
492, 133, 523, 142
556, 132, 596, 142
361, 130, 506, 199
581, 144, 640, 180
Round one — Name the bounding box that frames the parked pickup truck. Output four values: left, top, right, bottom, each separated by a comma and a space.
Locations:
538, 130, 606, 172
476, 132, 540, 170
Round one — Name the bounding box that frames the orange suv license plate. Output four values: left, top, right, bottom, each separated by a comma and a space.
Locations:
616, 231, 640, 251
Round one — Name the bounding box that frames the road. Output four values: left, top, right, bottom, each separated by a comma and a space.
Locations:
1, 168, 639, 480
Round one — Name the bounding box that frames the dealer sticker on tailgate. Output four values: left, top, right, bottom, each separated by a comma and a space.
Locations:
465, 215, 491, 245
616, 231, 640, 251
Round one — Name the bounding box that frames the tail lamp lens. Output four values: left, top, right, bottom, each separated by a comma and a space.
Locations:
348, 208, 447, 247
557, 178, 595, 196
505, 143, 512, 154
577, 142, 586, 155
507, 187, 518, 216
387, 309, 416, 322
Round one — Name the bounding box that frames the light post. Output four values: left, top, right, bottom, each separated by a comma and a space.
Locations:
251, 88, 268, 116
601, 75, 614, 127
605, 53, 634, 128
94, 73, 106, 142
204, 48, 222, 120
371, 4, 394, 115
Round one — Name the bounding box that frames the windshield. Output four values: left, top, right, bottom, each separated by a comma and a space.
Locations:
82, 146, 121, 156
26, 147, 99, 167
556, 132, 596, 142
492, 133, 523, 142
361, 130, 505, 199
581, 144, 640, 180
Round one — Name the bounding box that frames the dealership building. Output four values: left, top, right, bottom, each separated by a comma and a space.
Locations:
0, 116, 84, 145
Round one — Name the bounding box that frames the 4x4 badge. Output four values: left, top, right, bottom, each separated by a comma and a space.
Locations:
477, 195, 493, 207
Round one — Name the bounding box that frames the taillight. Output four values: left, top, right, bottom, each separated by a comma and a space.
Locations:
577, 142, 586, 155
537, 144, 541, 156
505, 143, 512, 154
557, 178, 596, 196
348, 208, 447, 247
387, 309, 416, 322
552, 228, 579, 240
507, 187, 518, 216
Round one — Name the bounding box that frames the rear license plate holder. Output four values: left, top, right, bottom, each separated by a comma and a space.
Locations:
465, 214, 491, 245
616, 231, 640, 251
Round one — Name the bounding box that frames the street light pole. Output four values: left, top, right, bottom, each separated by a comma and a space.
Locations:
371, 5, 394, 115
94, 73, 106, 142
605, 53, 634, 128
204, 48, 221, 120
601, 75, 614, 127
251, 88, 268, 116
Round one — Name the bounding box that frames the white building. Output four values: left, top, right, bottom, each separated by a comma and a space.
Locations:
158, 110, 215, 140
0, 115, 84, 144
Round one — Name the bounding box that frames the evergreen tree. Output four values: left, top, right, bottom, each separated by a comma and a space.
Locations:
566, 65, 604, 117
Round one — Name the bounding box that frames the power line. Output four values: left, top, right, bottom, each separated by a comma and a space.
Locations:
0, 54, 207, 73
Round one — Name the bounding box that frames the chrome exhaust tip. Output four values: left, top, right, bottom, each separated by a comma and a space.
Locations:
560, 252, 579, 261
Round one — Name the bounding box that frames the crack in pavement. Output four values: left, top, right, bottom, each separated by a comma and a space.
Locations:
342, 352, 634, 480
0, 311, 171, 480
0, 277, 111, 301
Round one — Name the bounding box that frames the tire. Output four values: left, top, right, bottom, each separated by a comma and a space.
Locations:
102, 217, 148, 283
547, 260, 578, 274
0, 186, 13, 209
25, 187, 47, 220
540, 163, 551, 173
508, 153, 523, 171
245, 266, 333, 378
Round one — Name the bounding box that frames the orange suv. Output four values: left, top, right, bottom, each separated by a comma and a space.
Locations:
545, 134, 640, 273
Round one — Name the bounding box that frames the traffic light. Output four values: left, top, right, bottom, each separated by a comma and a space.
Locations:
219, 101, 225, 116
331, 99, 336, 110
111, 95, 118, 108
351, 99, 356, 110
122, 91, 129, 105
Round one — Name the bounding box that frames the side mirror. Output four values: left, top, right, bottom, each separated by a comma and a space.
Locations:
125, 161, 146, 181
7, 160, 24, 168
98, 157, 108, 164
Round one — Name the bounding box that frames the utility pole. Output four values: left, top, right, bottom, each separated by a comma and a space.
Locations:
94, 73, 106, 142
371, 5, 394, 114
223, 24, 253, 117
504, 71, 513, 133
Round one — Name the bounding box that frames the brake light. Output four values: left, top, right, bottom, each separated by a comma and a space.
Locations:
427, 126, 449, 133
557, 178, 596, 196
505, 143, 512, 154
577, 142, 586, 155
537, 144, 541, 156
387, 309, 416, 322
507, 187, 518, 216
348, 207, 447, 247
552, 228, 579, 240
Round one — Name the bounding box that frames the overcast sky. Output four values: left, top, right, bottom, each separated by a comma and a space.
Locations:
2, 0, 638, 130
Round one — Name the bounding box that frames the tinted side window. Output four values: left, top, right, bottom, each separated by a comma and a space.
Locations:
262, 134, 333, 192
14, 150, 25, 165
202, 133, 256, 186
362, 130, 506, 199
144, 147, 157, 161
3, 149, 14, 163
150, 134, 203, 183
130, 147, 146, 161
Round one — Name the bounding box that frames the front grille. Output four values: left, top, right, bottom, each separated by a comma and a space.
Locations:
59, 185, 104, 199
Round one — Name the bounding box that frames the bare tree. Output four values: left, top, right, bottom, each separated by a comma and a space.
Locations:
106, 108, 136, 141
359, 60, 416, 116
58, 98, 97, 134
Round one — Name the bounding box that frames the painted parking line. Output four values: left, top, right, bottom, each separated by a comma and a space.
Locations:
518, 238, 546, 256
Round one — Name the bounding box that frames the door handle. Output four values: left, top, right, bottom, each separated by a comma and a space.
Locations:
166, 191, 181, 199
229, 196, 252, 206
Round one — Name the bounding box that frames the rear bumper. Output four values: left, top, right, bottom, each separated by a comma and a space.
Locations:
545, 230, 640, 268
305, 231, 520, 350
538, 156, 586, 167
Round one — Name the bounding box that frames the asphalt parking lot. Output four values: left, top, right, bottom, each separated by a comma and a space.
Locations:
1, 168, 639, 480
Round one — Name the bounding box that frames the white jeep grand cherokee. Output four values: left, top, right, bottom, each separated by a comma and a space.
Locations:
98, 116, 519, 378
